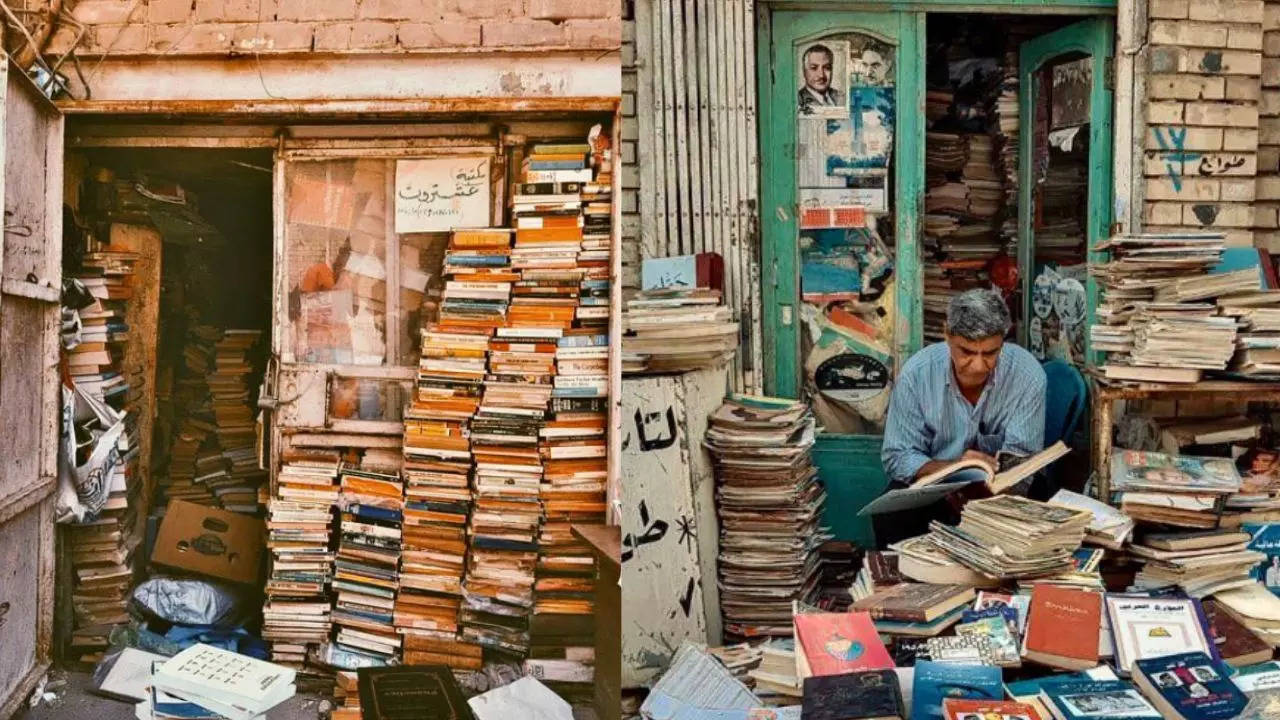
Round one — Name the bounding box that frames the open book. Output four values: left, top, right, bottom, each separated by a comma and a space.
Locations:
858, 441, 1069, 516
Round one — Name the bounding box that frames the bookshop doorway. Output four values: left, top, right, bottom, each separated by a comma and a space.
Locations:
72, 146, 273, 526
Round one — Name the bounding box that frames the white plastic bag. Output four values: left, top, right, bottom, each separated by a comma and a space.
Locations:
55, 381, 126, 523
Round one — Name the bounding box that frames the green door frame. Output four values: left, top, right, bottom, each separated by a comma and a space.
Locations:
1018, 17, 1115, 368
759, 1, 1116, 396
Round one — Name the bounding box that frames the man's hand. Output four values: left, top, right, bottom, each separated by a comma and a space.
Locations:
961, 449, 997, 473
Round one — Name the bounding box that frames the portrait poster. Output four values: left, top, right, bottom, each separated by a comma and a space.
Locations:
1052, 57, 1092, 129
394, 156, 491, 233
797, 40, 849, 117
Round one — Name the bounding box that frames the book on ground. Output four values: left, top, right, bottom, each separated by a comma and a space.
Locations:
801, 670, 904, 720
1130, 651, 1248, 720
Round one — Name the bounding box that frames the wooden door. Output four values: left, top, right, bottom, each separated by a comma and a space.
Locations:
1018, 17, 1114, 365
0, 62, 64, 718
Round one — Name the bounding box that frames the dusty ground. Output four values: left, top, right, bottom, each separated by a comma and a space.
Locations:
15, 669, 602, 720
15, 669, 332, 720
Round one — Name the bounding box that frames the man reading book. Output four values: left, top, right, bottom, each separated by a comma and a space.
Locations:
874, 288, 1046, 546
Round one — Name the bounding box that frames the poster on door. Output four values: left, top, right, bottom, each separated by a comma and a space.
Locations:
796, 35, 895, 213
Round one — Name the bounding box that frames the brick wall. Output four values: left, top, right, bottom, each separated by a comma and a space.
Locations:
620, 0, 638, 290
1143, 0, 1263, 248
1260, 1, 1280, 250
44, 0, 620, 56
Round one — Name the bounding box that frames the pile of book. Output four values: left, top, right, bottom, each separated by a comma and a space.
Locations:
1088, 232, 1270, 383
66, 252, 142, 663
623, 287, 737, 373
1129, 528, 1264, 598
704, 395, 825, 641
263, 451, 339, 674
332, 463, 404, 664
1110, 448, 1241, 528
989, 51, 1019, 254
460, 224, 541, 661
205, 329, 264, 514
398, 276, 483, 670
158, 323, 221, 508
925, 495, 1092, 580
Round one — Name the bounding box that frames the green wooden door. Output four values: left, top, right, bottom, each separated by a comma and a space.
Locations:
1017, 17, 1114, 366
758, 10, 924, 545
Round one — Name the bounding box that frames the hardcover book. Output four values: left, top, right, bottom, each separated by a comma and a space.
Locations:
801, 670, 905, 720
357, 665, 474, 720
909, 660, 1002, 720
794, 611, 894, 677
1023, 586, 1102, 670
1202, 599, 1272, 667
1131, 651, 1248, 720
852, 583, 976, 623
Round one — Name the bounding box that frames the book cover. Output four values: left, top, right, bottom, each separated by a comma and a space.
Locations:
801, 670, 904, 720
794, 611, 894, 676
941, 699, 1042, 720
1132, 651, 1248, 720
1202, 599, 1272, 667
1024, 586, 1102, 667
357, 665, 475, 720
1109, 450, 1241, 494
1039, 679, 1162, 720
1105, 595, 1214, 675
853, 584, 974, 623
909, 660, 1002, 720
1243, 523, 1280, 597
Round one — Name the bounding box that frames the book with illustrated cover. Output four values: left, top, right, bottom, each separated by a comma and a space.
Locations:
910, 660, 1002, 720
1109, 449, 1242, 494
942, 699, 1043, 720
1038, 679, 1161, 720
1105, 595, 1214, 676
793, 611, 894, 677
1131, 651, 1248, 720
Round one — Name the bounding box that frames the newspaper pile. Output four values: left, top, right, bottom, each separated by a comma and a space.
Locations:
925, 496, 1091, 580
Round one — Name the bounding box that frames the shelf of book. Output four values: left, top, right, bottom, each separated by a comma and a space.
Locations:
1089, 376, 1280, 498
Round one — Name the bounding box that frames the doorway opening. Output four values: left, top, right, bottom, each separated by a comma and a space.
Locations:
61, 146, 273, 662
923, 13, 1092, 366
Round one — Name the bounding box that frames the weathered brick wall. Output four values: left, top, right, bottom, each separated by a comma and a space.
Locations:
44, 0, 620, 55
1142, 0, 1262, 248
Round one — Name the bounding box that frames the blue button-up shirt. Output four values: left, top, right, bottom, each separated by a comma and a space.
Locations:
881, 341, 1047, 484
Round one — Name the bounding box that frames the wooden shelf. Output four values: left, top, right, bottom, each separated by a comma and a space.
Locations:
1089, 376, 1280, 497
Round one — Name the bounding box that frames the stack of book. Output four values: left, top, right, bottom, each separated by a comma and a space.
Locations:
156, 324, 222, 508
989, 52, 1019, 254
263, 451, 339, 673
1212, 583, 1280, 646
622, 287, 737, 373
704, 394, 825, 641
925, 495, 1092, 580
460, 224, 542, 661
66, 253, 141, 663
206, 329, 264, 514
1110, 448, 1241, 528
849, 550, 904, 603
1221, 290, 1280, 375
332, 464, 404, 664
1128, 529, 1263, 598
850, 583, 976, 640
579, 176, 612, 277
398, 282, 482, 669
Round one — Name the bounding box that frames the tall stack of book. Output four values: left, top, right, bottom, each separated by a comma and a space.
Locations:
157, 324, 221, 508
397, 252, 492, 670
207, 329, 265, 514
332, 464, 404, 664
989, 49, 1019, 256
704, 395, 825, 642
264, 451, 340, 675
66, 250, 141, 662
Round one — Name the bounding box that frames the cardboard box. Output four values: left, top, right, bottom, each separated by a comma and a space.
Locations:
151, 499, 263, 584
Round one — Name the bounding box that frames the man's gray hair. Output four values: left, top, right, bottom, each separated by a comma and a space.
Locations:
946, 288, 1011, 340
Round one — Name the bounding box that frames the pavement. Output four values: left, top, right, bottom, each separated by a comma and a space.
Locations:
15, 669, 328, 720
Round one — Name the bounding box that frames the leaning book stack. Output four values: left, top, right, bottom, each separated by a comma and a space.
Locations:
66, 253, 141, 663
704, 394, 825, 641
263, 452, 339, 674
206, 329, 265, 514
332, 464, 403, 665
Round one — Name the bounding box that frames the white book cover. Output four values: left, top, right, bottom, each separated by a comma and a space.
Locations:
155, 643, 296, 713
1105, 595, 1212, 675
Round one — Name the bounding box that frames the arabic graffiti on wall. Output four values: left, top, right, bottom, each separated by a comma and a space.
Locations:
393, 156, 491, 233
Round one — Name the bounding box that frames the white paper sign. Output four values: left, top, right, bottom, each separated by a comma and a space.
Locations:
394, 156, 490, 233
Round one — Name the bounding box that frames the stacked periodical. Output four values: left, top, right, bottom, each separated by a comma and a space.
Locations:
925, 495, 1092, 580
704, 394, 825, 641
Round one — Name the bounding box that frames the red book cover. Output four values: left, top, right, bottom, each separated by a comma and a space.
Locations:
794, 611, 894, 677
942, 699, 1043, 720
1025, 586, 1102, 662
